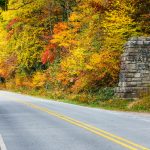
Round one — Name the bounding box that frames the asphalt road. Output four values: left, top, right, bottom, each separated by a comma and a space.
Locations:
0, 91, 150, 150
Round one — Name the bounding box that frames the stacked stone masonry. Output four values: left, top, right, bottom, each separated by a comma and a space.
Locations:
116, 37, 150, 99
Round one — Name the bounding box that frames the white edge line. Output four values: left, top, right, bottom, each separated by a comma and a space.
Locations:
0, 135, 7, 150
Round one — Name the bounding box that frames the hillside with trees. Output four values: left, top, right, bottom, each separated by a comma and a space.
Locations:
0, 0, 150, 105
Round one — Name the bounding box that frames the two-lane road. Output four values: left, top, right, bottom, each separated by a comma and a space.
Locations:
0, 91, 150, 150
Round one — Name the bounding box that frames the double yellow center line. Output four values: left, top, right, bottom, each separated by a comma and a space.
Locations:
11, 98, 150, 150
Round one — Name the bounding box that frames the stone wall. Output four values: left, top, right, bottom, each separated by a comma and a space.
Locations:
116, 37, 150, 99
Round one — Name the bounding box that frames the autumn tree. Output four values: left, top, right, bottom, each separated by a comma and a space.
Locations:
51, 0, 138, 93
0, 0, 149, 96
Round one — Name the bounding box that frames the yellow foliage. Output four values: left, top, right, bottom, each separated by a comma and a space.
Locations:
88, 50, 121, 82
101, 9, 137, 51
32, 72, 47, 88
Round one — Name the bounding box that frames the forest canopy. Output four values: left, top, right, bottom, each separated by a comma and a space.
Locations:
0, 0, 149, 100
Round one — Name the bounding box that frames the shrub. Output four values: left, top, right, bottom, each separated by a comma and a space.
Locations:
130, 96, 150, 111
32, 72, 47, 89
96, 87, 115, 101
99, 99, 132, 110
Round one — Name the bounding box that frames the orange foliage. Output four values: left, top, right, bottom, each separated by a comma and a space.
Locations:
0, 55, 17, 79
15, 76, 32, 88
52, 21, 80, 48
53, 22, 68, 34
57, 71, 71, 86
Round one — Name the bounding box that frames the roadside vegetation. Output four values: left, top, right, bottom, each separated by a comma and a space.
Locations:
1, 86, 150, 112
0, 0, 150, 112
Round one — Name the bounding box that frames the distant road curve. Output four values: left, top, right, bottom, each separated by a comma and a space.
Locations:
0, 91, 150, 150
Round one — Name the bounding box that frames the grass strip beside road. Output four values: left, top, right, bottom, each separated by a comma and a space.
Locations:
7, 97, 150, 150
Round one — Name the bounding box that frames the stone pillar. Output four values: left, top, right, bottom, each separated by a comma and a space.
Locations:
116, 37, 150, 99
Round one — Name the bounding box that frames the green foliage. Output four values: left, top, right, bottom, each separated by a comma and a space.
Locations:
99, 99, 131, 110
129, 97, 150, 111
0, 0, 7, 10
96, 88, 115, 101
131, 0, 150, 35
